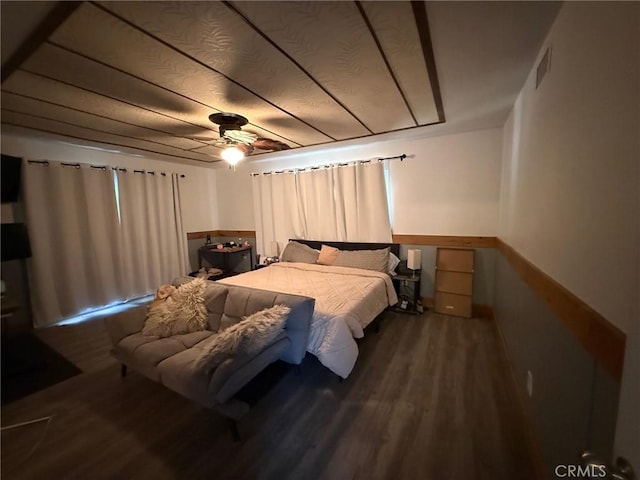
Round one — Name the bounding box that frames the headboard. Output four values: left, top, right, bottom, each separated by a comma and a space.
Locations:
290, 239, 400, 258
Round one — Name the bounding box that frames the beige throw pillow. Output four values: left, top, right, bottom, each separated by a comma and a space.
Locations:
280, 241, 319, 264
317, 244, 340, 265
194, 304, 291, 372
332, 247, 391, 273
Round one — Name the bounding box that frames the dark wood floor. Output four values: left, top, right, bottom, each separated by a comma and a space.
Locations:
1, 310, 537, 480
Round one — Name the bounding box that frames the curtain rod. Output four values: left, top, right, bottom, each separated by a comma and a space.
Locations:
378, 154, 406, 162
27, 159, 186, 177
249, 153, 407, 177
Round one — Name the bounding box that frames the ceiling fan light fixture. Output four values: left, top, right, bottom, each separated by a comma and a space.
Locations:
221, 145, 244, 165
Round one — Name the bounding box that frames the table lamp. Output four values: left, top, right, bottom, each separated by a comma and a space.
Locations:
407, 249, 422, 277
270, 241, 279, 258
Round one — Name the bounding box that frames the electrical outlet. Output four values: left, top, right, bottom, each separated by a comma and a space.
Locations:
526, 370, 533, 397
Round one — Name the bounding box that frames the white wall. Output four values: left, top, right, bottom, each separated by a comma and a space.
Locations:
389, 129, 502, 235
215, 163, 255, 231
216, 127, 503, 235
1, 132, 220, 233
499, 2, 639, 332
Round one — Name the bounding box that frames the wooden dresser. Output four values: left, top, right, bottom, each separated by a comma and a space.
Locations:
434, 248, 475, 318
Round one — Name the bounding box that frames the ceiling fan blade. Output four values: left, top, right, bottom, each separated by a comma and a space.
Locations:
184, 136, 218, 142
252, 137, 291, 151
206, 112, 292, 154
224, 129, 257, 145
237, 143, 254, 155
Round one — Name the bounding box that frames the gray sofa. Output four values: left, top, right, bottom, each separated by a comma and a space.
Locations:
104, 278, 314, 437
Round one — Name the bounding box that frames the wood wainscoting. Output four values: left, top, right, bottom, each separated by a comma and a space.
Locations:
188, 232, 497, 248
187, 230, 257, 240
496, 239, 626, 381
392, 234, 497, 248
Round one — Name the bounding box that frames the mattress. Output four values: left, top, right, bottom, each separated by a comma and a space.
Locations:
219, 262, 398, 378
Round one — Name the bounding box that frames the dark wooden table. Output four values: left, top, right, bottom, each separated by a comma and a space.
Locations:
198, 245, 254, 275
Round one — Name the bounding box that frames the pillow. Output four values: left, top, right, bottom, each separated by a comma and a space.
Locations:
142, 278, 208, 337
194, 304, 291, 372
280, 241, 320, 264
317, 244, 339, 265
388, 252, 401, 275
170, 276, 229, 332
332, 247, 390, 273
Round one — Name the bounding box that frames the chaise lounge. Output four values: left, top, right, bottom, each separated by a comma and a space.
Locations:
104, 277, 314, 439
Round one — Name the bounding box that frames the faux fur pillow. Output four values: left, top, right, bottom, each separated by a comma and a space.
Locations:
194, 304, 291, 372
142, 278, 208, 337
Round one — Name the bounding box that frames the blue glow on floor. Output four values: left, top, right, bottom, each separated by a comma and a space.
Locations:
56, 295, 153, 326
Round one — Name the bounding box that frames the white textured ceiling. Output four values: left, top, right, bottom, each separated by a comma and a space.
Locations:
1, 1, 561, 167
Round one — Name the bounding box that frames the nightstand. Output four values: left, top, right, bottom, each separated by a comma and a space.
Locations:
198, 245, 253, 275
391, 268, 423, 315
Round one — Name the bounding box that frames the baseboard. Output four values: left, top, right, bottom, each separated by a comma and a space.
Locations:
422, 297, 494, 319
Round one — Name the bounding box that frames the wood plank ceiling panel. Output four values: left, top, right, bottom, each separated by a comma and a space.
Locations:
23, 43, 219, 136
0, 0, 447, 164
2, 71, 218, 150
182, 144, 227, 157
1, 92, 207, 152
100, 1, 371, 141
360, 1, 439, 125
20, 42, 296, 148
1, 110, 216, 163
233, 1, 416, 134
48, 3, 328, 147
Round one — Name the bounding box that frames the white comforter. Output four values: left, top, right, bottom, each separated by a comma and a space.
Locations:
219, 262, 398, 378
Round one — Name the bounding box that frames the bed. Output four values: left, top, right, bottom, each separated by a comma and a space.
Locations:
219, 240, 399, 378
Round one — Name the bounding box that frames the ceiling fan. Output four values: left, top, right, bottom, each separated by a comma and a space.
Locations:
194, 113, 290, 164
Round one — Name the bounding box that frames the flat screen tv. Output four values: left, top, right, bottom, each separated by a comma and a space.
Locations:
1, 155, 22, 204
1, 223, 32, 262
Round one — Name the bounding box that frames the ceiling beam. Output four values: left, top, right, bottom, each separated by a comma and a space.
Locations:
1, 1, 81, 84
355, 1, 418, 127
411, 1, 446, 123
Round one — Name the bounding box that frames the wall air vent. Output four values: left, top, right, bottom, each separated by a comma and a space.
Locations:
536, 47, 552, 89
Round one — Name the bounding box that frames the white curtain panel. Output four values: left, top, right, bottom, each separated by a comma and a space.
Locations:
117, 171, 188, 298
252, 161, 392, 256
295, 161, 392, 242
296, 168, 342, 240
252, 172, 304, 259
172, 174, 190, 273
23, 163, 123, 327
333, 162, 393, 242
